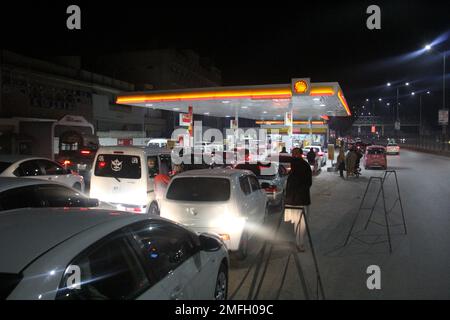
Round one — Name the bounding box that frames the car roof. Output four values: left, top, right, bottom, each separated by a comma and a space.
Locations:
0, 208, 156, 274
0, 155, 51, 163
173, 168, 245, 178
97, 146, 171, 155
0, 177, 62, 192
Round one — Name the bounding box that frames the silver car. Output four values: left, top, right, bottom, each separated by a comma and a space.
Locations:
0, 208, 229, 300
234, 162, 288, 207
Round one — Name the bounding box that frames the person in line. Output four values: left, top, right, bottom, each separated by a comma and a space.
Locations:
345, 146, 358, 178
337, 148, 346, 178
280, 146, 288, 154
284, 148, 313, 252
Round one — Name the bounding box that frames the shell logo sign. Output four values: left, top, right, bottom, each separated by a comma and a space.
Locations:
291, 78, 311, 96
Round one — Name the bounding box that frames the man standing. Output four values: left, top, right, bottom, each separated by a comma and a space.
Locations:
284, 148, 313, 251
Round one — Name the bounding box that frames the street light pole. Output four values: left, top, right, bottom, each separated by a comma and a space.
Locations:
419, 94, 422, 136
443, 52, 447, 137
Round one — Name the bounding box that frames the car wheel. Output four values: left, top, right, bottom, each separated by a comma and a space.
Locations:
214, 263, 228, 300
148, 202, 160, 215
236, 230, 249, 260
73, 183, 81, 191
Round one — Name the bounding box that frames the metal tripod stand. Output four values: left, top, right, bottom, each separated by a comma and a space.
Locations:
344, 170, 407, 253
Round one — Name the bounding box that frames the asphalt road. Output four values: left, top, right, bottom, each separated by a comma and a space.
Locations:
228, 149, 450, 299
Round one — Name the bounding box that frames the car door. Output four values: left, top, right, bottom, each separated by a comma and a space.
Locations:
248, 175, 266, 225
129, 220, 215, 299
36, 159, 73, 187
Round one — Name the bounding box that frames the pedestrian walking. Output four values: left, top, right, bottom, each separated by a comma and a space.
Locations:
284, 147, 313, 252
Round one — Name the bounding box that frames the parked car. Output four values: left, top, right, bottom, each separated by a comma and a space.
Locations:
386, 143, 400, 155
0, 178, 103, 211
0, 155, 85, 192
147, 138, 168, 148
160, 168, 268, 260
364, 145, 387, 170
90, 146, 172, 214
234, 162, 288, 207
0, 208, 229, 300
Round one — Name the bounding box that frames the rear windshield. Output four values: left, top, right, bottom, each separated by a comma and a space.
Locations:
388, 144, 398, 147
0, 273, 23, 299
166, 177, 230, 201
368, 149, 385, 155
0, 162, 12, 174
94, 154, 141, 179
235, 163, 277, 178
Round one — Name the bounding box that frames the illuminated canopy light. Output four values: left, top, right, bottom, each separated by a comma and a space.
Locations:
256, 120, 325, 125
338, 89, 352, 116
309, 86, 335, 96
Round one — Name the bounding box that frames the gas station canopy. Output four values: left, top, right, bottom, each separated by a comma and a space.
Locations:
116, 78, 351, 121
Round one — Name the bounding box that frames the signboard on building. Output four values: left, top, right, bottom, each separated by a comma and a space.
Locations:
179, 113, 191, 126
438, 109, 449, 125
371, 125, 376, 133
291, 78, 311, 96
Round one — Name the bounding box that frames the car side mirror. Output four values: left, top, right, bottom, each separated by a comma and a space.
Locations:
85, 198, 99, 207
199, 234, 222, 252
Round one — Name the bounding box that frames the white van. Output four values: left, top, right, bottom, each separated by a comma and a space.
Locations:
90, 146, 172, 214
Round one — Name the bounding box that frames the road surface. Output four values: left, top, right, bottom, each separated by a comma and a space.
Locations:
228, 149, 450, 299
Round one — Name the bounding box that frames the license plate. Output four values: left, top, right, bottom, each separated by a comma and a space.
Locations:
77, 164, 87, 170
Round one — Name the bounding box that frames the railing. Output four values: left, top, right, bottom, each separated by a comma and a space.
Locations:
400, 136, 450, 156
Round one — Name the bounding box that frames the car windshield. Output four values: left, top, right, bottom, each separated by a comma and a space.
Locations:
235, 163, 277, 179
94, 154, 141, 179
368, 148, 385, 155
0, 162, 12, 174
166, 177, 230, 201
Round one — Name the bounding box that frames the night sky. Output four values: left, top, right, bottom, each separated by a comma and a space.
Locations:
1, 1, 449, 125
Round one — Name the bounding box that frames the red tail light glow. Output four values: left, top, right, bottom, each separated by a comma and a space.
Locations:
98, 161, 107, 168
63, 160, 71, 166
80, 150, 91, 155
264, 185, 278, 193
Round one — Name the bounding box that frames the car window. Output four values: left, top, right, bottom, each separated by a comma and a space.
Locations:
166, 177, 230, 201
94, 154, 142, 179
56, 232, 149, 300
129, 220, 199, 285
239, 176, 251, 196
37, 160, 66, 175
159, 154, 172, 176
0, 185, 40, 210
14, 160, 43, 177
248, 175, 261, 192
368, 148, 385, 155
33, 184, 90, 207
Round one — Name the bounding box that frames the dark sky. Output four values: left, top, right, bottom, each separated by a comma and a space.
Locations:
1, 1, 449, 123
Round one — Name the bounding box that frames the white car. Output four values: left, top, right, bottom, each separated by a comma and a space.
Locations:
0, 208, 229, 300
234, 162, 288, 207
0, 155, 85, 192
386, 143, 400, 155
160, 168, 268, 260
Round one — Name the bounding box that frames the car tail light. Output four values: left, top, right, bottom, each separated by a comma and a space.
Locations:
63, 160, 72, 166
98, 161, 106, 168
318, 152, 324, 156
264, 185, 278, 193
80, 150, 91, 155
